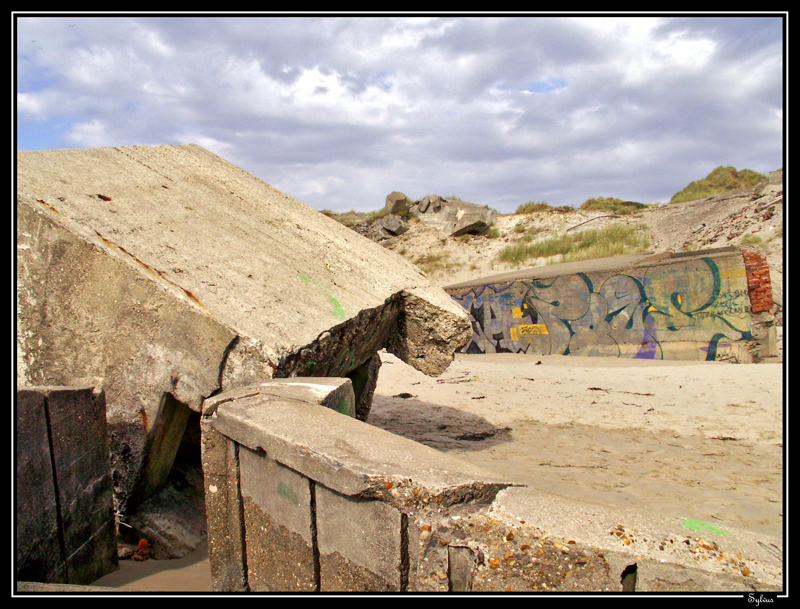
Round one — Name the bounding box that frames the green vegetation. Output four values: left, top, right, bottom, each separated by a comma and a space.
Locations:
413, 252, 463, 275
739, 234, 763, 246
516, 200, 573, 214
579, 196, 648, 215
670, 166, 766, 204
497, 223, 650, 267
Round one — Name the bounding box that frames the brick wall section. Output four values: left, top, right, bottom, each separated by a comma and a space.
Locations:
742, 246, 774, 314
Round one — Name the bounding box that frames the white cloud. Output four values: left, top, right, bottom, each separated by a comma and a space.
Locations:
17, 91, 48, 118
65, 118, 111, 147
15, 14, 784, 213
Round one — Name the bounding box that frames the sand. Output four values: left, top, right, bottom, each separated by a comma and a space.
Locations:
90, 540, 213, 592
369, 351, 784, 540
89, 350, 784, 592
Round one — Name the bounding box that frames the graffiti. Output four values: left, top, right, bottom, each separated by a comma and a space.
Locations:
518, 324, 548, 336
297, 273, 346, 319
449, 255, 753, 361
681, 519, 727, 536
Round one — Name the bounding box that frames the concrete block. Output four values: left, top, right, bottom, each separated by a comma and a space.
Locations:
316, 485, 405, 591
209, 381, 515, 501
204, 377, 516, 592
200, 421, 247, 592
203, 376, 355, 418
490, 486, 783, 592
239, 447, 316, 591
410, 198, 496, 236
15, 389, 66, 584
15, 386, 117, 585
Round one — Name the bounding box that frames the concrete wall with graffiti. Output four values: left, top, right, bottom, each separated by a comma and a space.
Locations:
446, 249, 761, 363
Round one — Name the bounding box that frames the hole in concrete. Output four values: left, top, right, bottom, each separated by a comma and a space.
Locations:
620, 563, 638, 591
346, 354, 380, 421
128, 393, 192, 507
124, 395, 207, 559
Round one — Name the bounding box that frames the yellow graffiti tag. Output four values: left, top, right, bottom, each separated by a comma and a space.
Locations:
512, 307, 524, 318
518, 324, 549, 336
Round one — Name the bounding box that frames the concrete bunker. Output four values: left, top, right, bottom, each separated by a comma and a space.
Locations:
445, 247, 777, 363
16, 143, 472, 565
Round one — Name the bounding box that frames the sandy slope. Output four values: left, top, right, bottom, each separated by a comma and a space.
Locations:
379, 186, 784, 332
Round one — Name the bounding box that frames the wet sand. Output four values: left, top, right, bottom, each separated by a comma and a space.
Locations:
91, 540, 212, 592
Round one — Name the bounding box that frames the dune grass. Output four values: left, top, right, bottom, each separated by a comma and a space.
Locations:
516, 200, 574, 214
579, 196, 649, 215
497, 222, 651, 267
670, 166, 765, 204
413, 252, 463, 275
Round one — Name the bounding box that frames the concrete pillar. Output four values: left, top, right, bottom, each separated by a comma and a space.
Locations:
15, 386, 118, 585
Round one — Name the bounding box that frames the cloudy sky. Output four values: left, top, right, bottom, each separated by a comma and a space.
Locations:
15, 14, 785, 214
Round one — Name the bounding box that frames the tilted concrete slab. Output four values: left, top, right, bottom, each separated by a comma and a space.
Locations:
16, 144, 471, 514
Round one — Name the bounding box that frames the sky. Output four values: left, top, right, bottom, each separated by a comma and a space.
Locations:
14, 13, 786, 214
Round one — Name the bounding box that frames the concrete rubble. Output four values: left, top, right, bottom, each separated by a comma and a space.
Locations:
408, 194, 497, 237
16, 144, 471, 558
383, 191, 497, 237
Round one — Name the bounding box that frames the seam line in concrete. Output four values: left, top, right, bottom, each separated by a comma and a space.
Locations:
42, 395, 69, 582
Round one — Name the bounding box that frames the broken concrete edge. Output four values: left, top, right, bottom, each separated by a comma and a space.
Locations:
205, 381, 514, 506
203, 380, 783, 593
489, 488, 783, 592
385, 287, 473, 377
203, 377, 355, 417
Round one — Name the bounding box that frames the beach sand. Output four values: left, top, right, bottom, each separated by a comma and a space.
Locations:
90, 350, 784, 592
370, 351, 784, 540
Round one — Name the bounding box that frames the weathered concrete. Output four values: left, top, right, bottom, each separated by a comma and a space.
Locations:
409, 195, 497, 236
15, 386, 118, 586
203, 378, 515, 591
204, 379, 783, 592
446, 247, 776, 363
16, 144, 471, 540
385, 191, 412, 214
16, 582, 118, 593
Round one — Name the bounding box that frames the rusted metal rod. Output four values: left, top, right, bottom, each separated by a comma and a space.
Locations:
566, 214, 620, 231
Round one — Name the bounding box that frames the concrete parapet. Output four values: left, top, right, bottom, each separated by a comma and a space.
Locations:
202, 378, 782, 593
202, 377, 515, 591
15, 386, 118, 586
